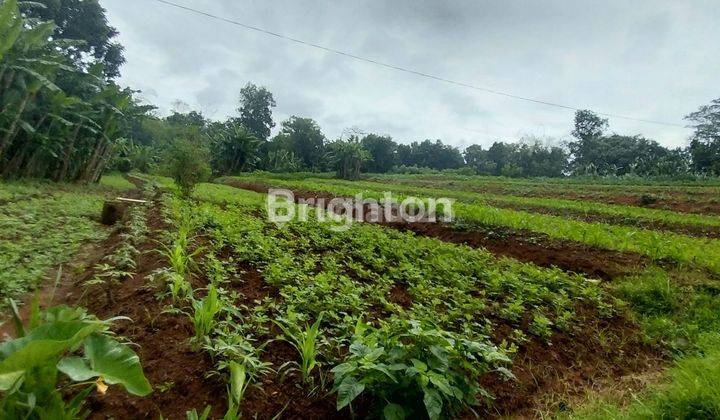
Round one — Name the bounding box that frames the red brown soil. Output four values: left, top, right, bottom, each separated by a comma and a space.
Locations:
608, 194, 720, 216
78, 193, 228, 419
393, 222, 647, 280
479, 307, 662, 418
225, 180, 648, 280
387, 284, 413, 308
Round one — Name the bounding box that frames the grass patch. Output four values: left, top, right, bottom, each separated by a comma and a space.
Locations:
99, 173, 136, 190
570, 335, 720, 419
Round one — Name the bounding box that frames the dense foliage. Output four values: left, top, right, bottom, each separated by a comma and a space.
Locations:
0, 0, 150, 182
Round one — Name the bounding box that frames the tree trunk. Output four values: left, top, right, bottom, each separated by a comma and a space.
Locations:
91, 141, 111, 183
22, 147, 43, 178
79, 136, 107, 183
0, 90, 32, 161
55, 125, 81, 182
1, 147, 27, 179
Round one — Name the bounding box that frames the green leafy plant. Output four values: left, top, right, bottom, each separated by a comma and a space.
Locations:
166, 138, 210, 197
190, 284, 222, 345
0, 300, 151, 419
331, 320, 513, 420
274, 313, 324, 384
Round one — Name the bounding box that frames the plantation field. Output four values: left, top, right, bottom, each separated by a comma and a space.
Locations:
3, 173, 720, 418
367, 173, 720, 215
0, 174, 135, 303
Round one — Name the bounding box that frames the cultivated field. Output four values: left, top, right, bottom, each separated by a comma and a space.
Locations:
2, 173, 720, 419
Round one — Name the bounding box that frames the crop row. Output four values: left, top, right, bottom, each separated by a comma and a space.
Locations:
221, 176, 720, 275
227, 174, 720, 230
158, 182, 622, 417
367, 172, 720, 191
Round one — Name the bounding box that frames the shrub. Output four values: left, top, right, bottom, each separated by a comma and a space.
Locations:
639, 193, 659, 206
166, 139, 210, 196
331, 320, 512, 419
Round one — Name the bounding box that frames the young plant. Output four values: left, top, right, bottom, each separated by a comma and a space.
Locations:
190, 284, 222, 345
331, 320, 513, 420
0, 300, 152, 418
274, 313, 324, 384
187, 361, 251, 420
156, 234, 202, 303
225, 360, 248, 419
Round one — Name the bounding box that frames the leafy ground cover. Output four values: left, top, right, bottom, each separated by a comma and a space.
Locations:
4, 174, 720, 418
220, 176, 720, 275
0, 175, 132, 303
159, 182, 657, 417
213, 175, 720, 417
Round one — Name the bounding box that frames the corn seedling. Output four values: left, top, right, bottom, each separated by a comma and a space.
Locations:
190, 284, 222, 345
274, 313, 323, 384
224, 360, 249, 419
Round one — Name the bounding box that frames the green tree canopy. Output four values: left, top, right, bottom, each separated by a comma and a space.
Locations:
280, 116, 325, 170
685, 97, 720, 175
237, 83, 276, 140
326, 136, 370, 180
24, 0, 125, 78
361, 134, 397, 173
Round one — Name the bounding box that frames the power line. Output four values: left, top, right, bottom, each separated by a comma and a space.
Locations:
151, 0, 685, 128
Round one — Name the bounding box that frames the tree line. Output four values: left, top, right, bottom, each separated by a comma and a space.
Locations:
133, 92, 720, 181
1, 0, 719, 183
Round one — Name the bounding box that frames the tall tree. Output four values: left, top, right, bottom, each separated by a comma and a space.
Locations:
568, 110, 609, 175
280, 116, 325, 170
237, 83, 276, 140
571, 110, 608, 141
361, 134, 397, 173
207, 120, 262, 175
23, 0, 125, 78
685, 97, 720, 175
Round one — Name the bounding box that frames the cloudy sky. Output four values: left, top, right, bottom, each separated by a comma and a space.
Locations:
101, 0, 719, 149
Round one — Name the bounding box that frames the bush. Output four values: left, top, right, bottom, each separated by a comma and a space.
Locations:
331, 320, 512, 419
166, 139, 210, 196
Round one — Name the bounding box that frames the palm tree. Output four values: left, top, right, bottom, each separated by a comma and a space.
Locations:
209, 120, 263, 175
325, 136, 370, 180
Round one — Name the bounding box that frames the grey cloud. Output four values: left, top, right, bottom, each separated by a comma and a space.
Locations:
103, 0, 719, 149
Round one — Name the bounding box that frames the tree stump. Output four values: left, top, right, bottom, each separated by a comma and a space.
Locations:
101, 200, 129, 225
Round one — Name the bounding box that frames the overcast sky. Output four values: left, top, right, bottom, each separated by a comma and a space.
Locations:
101, 0, 719, 149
